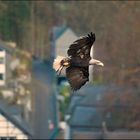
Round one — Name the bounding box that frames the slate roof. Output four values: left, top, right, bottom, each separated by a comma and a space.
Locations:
67, 84, 107, 129
51, 25, 67, 41
67, 84, 140, 130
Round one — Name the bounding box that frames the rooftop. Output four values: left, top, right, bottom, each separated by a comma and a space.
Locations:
51, 25, 68, 41
67, 84, 140, 130
0, 99, 32, 136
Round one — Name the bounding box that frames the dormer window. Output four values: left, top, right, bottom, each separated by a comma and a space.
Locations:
0, 57, 4, 64
0, 73, 4, 80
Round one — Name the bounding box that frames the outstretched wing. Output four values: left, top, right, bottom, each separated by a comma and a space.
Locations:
67, 32, 95, 60
66, 66, 89, 91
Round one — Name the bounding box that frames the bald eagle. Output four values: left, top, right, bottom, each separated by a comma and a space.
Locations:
53, 32, 104, 90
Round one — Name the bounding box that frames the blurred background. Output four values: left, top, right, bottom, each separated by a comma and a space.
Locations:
0, 1, 140, 139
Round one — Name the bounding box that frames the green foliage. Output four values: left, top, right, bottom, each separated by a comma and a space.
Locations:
58, 84, 71, 121
0, 1, 30, 43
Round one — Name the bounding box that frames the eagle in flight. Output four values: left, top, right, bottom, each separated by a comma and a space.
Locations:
53, 32, 104, 90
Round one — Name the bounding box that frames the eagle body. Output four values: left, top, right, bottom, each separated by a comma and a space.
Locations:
53, 32, 104, 91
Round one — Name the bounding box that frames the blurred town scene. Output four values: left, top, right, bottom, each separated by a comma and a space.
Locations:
0, 1, 140, 139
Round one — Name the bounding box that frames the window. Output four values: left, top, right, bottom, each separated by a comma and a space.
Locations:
0, 74, 4, 80
0, 57, 4, 64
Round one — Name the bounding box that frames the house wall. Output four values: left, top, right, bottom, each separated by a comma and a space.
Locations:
0, 49, 14, 87
0, 50, 6, 86
0, 114, 28, 139
55, 29, 78, 57
55, 29, 78, 76
5, 52, 13, 85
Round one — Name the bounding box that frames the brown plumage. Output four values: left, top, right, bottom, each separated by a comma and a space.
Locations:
53, 32, 104, 91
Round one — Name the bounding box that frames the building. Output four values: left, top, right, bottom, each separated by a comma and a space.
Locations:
66, 84, 106, 139
50, 25, 78, 60
0, 42, 18, 88
0, 100, 31, 139
64, 84, 140, 139
55, 27, 78, 57
0, 49, 6, 86
50, 25, 78, 77
0, 42, 32, 139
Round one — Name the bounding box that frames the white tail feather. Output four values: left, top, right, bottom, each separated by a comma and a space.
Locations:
53, 56, 65, 71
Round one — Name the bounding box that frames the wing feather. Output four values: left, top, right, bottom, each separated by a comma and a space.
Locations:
67, 32, 95, 59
